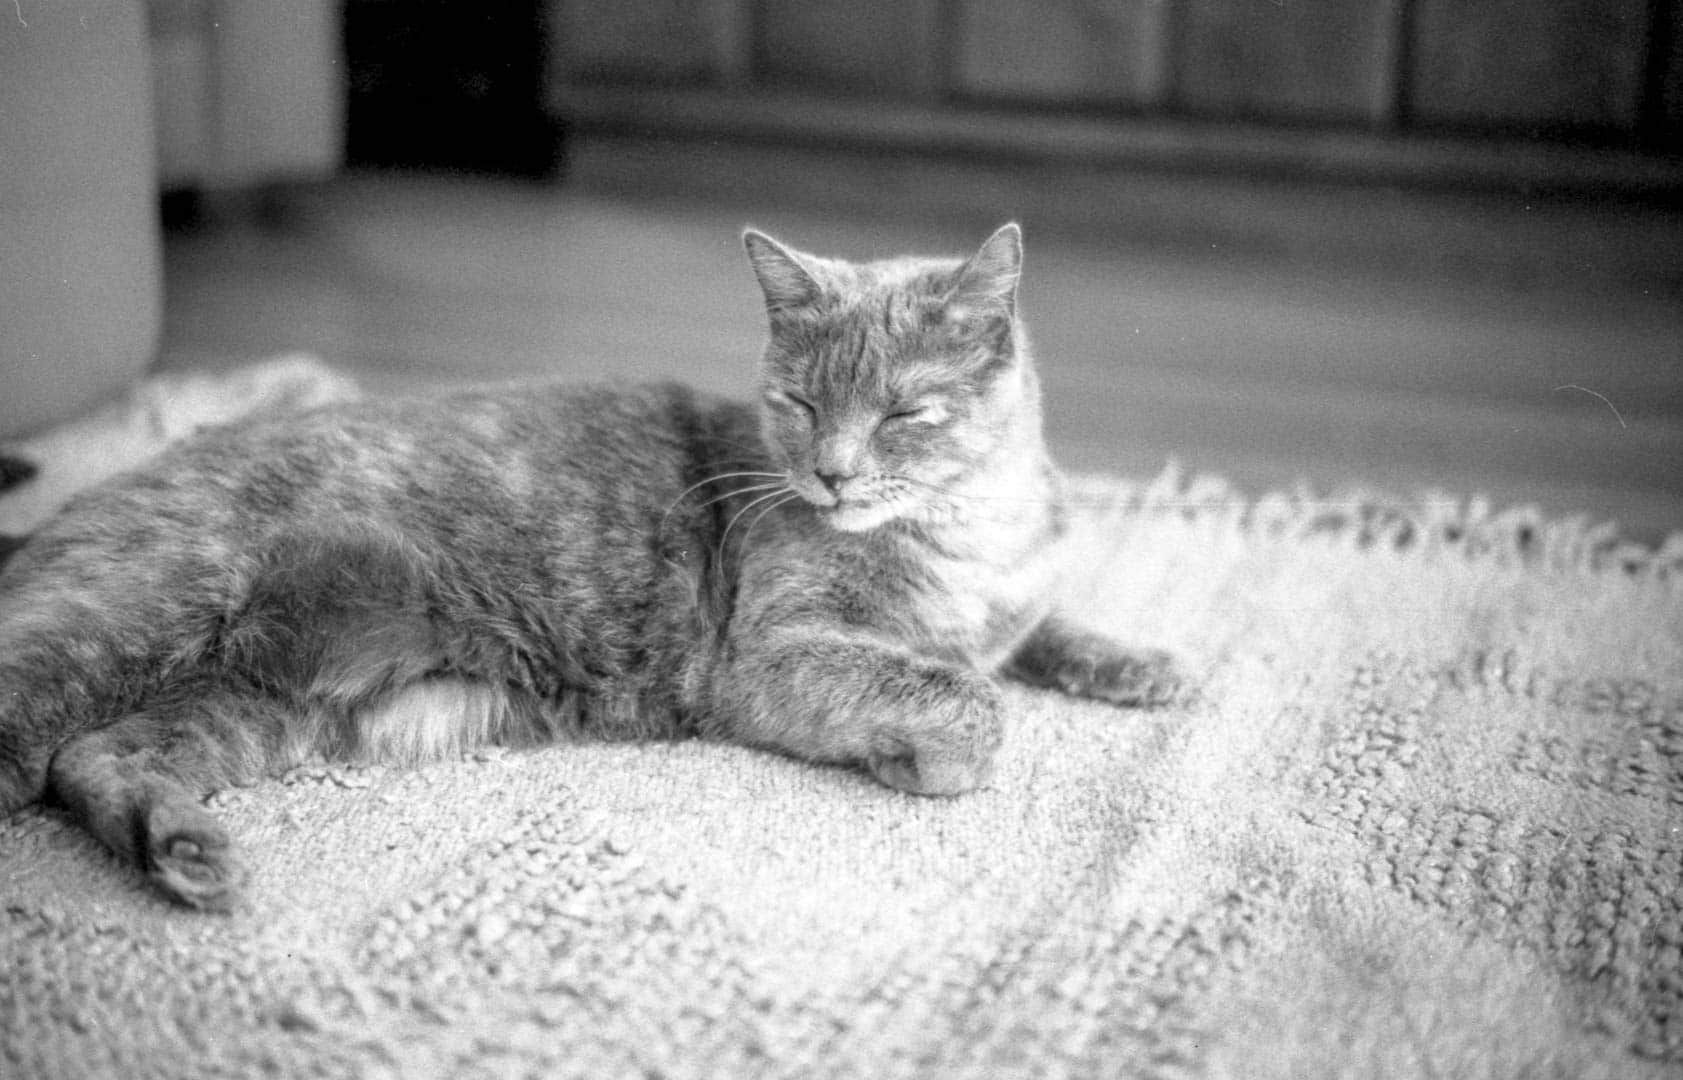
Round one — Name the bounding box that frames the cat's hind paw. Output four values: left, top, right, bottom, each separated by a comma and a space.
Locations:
144, 799, 246, 912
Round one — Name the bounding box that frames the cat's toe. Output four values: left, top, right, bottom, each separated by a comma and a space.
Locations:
144, 801, 246, 912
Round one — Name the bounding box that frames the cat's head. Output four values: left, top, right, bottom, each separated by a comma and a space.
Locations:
743, 224, 1041, 533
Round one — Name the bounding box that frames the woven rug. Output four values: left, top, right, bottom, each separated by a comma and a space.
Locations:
3, 364, 1682, 1079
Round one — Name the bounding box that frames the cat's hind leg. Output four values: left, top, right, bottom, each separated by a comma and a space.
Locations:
43, 689, 287, 911
0, 556, 233, 815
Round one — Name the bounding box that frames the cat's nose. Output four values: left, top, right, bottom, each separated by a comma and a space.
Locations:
814, 468, 853, 495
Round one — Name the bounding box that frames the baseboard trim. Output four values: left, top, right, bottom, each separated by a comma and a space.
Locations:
553, 85, 1683, 199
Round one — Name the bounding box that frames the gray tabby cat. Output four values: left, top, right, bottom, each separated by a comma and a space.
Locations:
0, 224, 1176, 910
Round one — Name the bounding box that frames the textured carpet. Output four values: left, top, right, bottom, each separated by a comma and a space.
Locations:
3, 364, 1682, 1079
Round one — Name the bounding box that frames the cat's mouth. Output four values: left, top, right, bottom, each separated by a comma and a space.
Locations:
792, 473, 905, 532
814, 495, 901, 533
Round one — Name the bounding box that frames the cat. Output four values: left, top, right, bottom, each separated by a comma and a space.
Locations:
0, 224, 1177, 911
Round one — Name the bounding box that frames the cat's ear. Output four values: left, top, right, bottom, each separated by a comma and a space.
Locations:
743, 229, 822, 317
947, 223, 1022, 319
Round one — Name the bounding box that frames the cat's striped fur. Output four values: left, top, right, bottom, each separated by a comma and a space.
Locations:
0, 225, 1176, 909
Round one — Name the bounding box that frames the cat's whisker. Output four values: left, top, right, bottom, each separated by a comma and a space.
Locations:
657, 470, 789, 539
670, 470, 787, 506
716, 485, 796, 563
902, 475, 1205, 524
739, 491, 801, 553
896, 475, 1057, 506
691, 482, 787, 512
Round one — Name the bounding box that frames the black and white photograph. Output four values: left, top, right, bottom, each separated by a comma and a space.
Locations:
2, 2, 1681, 1076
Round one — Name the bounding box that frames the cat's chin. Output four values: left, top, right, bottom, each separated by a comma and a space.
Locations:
817, 501, 899, 533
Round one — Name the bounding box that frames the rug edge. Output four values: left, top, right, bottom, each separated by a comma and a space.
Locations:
1069, 464, 1682, 581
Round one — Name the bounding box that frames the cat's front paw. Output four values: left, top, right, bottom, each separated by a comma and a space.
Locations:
1055, 647, 1181, 707
1011, 627, 1182, 708
865, 671, 1004, 796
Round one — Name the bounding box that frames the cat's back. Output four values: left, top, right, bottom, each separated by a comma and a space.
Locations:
8, 380, 762, 580
158, 379, 738, 498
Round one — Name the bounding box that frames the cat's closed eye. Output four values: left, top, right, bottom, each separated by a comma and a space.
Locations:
883, 400, 948, 426
765, 390, 816, 419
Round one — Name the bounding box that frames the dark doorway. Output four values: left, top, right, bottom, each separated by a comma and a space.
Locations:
344, 0, 564, 177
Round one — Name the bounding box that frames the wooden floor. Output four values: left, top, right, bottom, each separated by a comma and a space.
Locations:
157, 142, 1683, 543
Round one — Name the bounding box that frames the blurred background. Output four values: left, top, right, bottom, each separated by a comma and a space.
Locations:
3, 0, 1681, 540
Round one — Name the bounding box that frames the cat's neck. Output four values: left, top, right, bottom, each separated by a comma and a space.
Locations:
919, 356, 1058, 545
889, 427, 1063, 563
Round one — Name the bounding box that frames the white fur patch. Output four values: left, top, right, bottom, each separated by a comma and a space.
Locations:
354, 678, 511, 766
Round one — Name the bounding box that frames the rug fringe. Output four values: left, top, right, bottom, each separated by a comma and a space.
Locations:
1074, 464, 1682, 580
